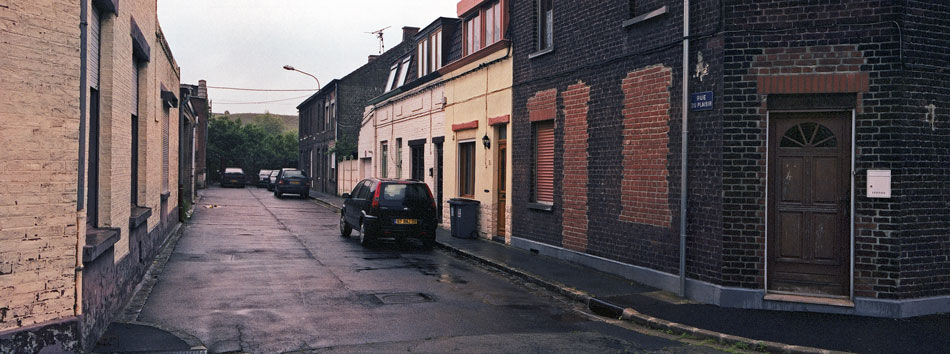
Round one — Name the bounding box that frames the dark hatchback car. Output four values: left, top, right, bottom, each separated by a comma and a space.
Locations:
340, 178, 438, 248
221, 168, 245, 188
273, 169, 310, 198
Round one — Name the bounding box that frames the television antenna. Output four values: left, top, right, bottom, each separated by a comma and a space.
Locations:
366, 26, 391, 54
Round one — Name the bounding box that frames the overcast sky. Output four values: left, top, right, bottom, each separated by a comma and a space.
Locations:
157, 1, 457, 115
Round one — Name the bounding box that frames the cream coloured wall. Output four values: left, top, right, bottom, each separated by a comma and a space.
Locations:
361, 84, 446, 201
0, 0, 82, 331
442, 48, 513, 241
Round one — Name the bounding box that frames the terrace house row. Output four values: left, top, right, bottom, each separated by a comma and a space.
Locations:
0, 0, 201, 351
358, 0, 513, 240
297, 0, 949, 319
298, 28, 416, 196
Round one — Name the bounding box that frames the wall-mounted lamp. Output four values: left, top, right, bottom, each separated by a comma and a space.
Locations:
482, 134, 491, 149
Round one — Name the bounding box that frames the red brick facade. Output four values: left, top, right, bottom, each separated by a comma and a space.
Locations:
561, 82, 590, 251
620, 66, 672, 228
451, 120, 479, 131
527, 89, 557, 122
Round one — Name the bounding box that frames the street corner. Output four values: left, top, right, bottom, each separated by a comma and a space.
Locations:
92, 322, 206, 354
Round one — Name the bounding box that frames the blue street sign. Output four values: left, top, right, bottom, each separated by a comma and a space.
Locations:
690, 91, 714, 111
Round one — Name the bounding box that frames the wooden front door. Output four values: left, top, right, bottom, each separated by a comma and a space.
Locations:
768, 112, 851, 297
496, 138, 507, 237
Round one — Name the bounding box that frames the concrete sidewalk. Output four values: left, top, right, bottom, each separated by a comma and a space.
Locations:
434, 231, 950, 354
309, 192, 950, 354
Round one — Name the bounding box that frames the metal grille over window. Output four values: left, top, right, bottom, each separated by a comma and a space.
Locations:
538, 0, 554, 51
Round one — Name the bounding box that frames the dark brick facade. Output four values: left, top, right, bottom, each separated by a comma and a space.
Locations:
298, 29, 415, 195
510, 0, 950, 312
511, 0, 711, 279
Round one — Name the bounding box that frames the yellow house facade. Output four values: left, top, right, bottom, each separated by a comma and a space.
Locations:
441, 0, 512, 241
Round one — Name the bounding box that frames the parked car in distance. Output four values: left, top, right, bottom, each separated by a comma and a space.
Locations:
273, 169, 310, 198
257, 170, 272, 187
340, 178, 438, 249
267, 170, 280, 191
221, 168, 245, 188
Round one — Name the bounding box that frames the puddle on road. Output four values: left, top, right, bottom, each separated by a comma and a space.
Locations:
362, 255, 401, 260
437, 273, 468, 284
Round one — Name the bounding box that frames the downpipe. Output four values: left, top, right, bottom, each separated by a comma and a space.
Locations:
678, 0, 689, 298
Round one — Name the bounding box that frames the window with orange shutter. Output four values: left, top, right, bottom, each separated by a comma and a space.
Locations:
534, 121, 554, 203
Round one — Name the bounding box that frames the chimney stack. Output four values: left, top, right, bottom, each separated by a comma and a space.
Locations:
402, 26, 420, 44
197, 79, 208, 99
368, 55, 380, 63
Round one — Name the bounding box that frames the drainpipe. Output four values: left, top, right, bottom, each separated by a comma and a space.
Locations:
678, 0, 690, 298
76, 0, 89, 316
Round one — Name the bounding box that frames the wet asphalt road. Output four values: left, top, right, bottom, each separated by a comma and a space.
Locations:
135, 186, 722, 353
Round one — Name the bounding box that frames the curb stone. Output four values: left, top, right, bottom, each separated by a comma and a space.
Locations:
434, 239, 591, 303
309, 195, 341, 212
433, 237, 851, 354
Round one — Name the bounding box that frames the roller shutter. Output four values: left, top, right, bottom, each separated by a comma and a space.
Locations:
535, 122, 554, 203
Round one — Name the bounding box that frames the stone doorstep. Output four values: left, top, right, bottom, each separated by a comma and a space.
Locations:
433, 239, 849, 354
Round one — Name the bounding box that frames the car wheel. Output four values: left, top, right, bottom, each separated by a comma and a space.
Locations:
276, 190, 283, 198
303, 192, 309, 199
359, 221, 373, 247
340, 213, 351, 238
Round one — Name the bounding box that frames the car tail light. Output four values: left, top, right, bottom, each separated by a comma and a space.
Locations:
370, 183, 381, 211
278, 179, 284, 185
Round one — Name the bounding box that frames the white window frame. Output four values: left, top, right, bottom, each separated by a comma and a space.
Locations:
385, 64, 398, 92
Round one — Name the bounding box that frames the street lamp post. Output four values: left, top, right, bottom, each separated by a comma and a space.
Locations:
283, 65, 321, 90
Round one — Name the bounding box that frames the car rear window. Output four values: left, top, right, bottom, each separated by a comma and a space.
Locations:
283, 170, 304, 178
224, 168, 243, 174
380, 183, 431, 206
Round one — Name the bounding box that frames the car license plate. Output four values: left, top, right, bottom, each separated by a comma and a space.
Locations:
394, 219, 417, 225
230, 180, 238, 183
290, 181, 300, 185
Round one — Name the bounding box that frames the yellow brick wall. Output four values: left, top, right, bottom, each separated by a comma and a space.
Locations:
442, 48, 513, 240
155, 27, 180, 220
94, 0, 176, 261
0, 0, 81, 331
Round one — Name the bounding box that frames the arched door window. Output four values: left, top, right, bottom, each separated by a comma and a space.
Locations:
779, 122, 837, 148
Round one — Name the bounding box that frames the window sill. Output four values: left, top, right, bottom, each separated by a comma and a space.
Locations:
528, 47, 554, 60
83, 227, 120, 263
528, 202, 554, 212
129, 206, 152, 229
623, 6, 668, 28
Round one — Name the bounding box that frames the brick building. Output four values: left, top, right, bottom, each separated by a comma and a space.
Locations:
359, 19, 457, 218
0, 0, 184, 351
181, 80, 211, 189
441, 0, 513, 241
298, 29, 415, 196
190, 80, 210, 189
509, 0, 949, 317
